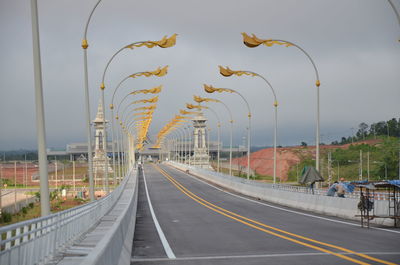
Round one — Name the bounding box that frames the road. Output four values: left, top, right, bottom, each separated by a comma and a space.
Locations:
131, 163, 400, 265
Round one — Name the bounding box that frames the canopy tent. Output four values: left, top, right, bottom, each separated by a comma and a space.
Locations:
299, 166, 324, 185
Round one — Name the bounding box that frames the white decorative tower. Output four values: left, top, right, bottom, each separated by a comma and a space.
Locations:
191, 113, 211, 168
93, 100, 113, 174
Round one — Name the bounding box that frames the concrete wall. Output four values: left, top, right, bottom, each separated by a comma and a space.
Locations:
1, 197, 38, 215
81, 169, 139, 265
169, 162, 394, 227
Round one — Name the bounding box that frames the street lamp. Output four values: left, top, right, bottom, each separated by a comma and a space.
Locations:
241, 33, 321, 174
112, 91, 159, 185
82, 0, 103, 202
99, 35, 176, 194
185, 103, 222, 172
388, 0, 400, 42
218, 65, 279, 183
31, 0, 51, 215
204, 84, 252, 180
118, 96, 158, 177
194, 96, 234, 176
109, 68, 167, 184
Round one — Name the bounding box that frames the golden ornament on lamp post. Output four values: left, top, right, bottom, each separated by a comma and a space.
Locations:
204, 84, 252, 180
194, 95, 234, 176
111, 83, 163, 184
241, 32, 321, 175
81, 0, 103, 202
219, 65, 279, 184
99, 35, 176, 193
191, 97, 222, 173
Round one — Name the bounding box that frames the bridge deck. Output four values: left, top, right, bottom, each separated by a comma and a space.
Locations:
131, 163, 400, 265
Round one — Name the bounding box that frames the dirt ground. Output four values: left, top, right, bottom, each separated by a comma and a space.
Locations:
232, 139, 382, 181
0, 162, 88, 186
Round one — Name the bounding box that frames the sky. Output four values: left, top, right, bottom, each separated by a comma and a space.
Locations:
0, 0, 399, 150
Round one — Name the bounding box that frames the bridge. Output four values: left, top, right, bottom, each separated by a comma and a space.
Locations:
2, 1, 399, 264
1, 161, 399, 265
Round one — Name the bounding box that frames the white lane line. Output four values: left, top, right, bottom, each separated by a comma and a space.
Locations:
164, 165, 400, 235
142, 168, 176, 259
132, 251, 400, 262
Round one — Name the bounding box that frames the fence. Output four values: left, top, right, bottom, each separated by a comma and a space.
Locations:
169, 162, 393, 226
170, 162, 388, 200
0, 168, 133, 265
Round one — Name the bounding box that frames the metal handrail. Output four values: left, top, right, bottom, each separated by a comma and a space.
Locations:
0, 168, 135, 265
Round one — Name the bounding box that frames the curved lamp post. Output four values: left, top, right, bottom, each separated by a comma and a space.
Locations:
218, 66, 279, 183
184, 103, 221, 172
242, 33, 321, 173
179, 110, 201, 165
110, 83, 162, 185
99, 35, 176, 193
388, 0, 400, 41
31, 0, 51, 215
184, 125, 193, 165
194, 96, 234, 176
204, 84, 252, 179
117, 96, 158, 177
82, 0, 103, 202
109, 69, 167, 185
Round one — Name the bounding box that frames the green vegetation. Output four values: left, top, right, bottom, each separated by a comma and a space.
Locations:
0, 196, 89, 227
287, 136, 399, 183
331, 118, 400, 145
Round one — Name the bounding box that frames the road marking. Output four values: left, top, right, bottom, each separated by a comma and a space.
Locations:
154, 164, 397, 265
165, 165, 400, 235
131, 251, 400, 262
142, 168, 176, 259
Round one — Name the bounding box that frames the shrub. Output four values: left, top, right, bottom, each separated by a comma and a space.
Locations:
29, 202, 34, 208
35, 192, 40, 201
22, 207, 28, 215
1, 212, 12, 223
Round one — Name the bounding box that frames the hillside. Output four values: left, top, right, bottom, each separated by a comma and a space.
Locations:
232, 139, 387, 181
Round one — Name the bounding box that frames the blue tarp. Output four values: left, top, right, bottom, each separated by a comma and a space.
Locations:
342, 182, 355, 193
388, 180, 400, 188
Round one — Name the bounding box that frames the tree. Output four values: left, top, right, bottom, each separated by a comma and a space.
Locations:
301, 142, 307, 147
387, 118, 399, 137
357, 122, 368, 140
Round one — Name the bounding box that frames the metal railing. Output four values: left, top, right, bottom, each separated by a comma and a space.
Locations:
0, 168, 133, 265
170, 162, 388, 201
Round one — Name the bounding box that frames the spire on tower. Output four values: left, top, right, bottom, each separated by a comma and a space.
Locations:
93, 99, 107, 123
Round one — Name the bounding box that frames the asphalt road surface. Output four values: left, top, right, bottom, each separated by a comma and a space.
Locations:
131, 163, 400, 265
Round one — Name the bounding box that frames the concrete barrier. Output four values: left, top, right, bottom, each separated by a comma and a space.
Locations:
81, 169, 139, 265
168, 162, 394, 226
1, 196, 38, 215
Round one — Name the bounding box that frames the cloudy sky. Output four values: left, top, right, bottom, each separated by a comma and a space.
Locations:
0, 0, 399, 150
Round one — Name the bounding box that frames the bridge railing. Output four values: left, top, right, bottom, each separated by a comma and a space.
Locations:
170, 162, 388, 200
0, 169, 132, 265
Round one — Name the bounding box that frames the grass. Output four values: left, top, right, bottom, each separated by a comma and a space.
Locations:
0, 197, 89, 227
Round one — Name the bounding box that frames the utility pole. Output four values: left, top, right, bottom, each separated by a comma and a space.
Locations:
55, 157, 58, 190
359, 150, 363, 180
367, 151, 370, 181
73, 161, 76, 196
14, 161, 17, 212
328, 152, 332, 186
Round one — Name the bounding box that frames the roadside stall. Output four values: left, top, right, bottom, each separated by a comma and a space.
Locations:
355, 180, 400, 228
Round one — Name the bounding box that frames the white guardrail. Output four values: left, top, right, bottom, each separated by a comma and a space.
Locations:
169, 162, 393, 226
0, 169, 134, 265
170, 162, 388, 200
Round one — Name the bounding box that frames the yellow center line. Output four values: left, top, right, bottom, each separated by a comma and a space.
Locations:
157, 166, 397, 265
152, 164, 397, 265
